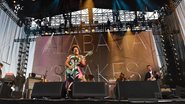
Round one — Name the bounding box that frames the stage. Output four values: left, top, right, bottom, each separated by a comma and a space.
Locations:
1, 98, 185, 104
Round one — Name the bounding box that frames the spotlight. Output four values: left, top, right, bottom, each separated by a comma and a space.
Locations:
13, 0, 16, 4
113, 27, 117, 31
135, 26, 140, 30
107, 29, 110, 32
127, 27, 131, 31
65, 31, 69, 34
91, 28, 95, 32
45, 32, 49, 35
85, 28, 89, 32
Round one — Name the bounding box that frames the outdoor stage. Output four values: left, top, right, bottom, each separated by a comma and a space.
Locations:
1, 81, 185, 104
1, 98, 185, 104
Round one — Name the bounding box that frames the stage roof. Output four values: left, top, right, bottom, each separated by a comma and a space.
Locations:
5, 0, 168, 19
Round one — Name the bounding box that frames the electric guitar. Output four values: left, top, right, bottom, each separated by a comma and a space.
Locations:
65, 51, 93, 80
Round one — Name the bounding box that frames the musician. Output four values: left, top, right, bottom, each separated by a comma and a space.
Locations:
115, 72, 127, 98
0, 63, 3, 78
144, 65, 156, 81
116, 72, 127, 83
64, 45, 86, 97
85, 74, 95, 82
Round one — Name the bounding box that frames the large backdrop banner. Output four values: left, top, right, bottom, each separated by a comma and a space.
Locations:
32, 31, 159, 82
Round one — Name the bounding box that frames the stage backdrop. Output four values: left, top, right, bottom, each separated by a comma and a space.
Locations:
32, 31, 159, 82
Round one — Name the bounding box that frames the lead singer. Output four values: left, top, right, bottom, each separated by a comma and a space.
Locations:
64, 45, 86, 97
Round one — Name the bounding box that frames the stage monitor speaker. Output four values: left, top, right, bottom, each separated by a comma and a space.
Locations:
72, 82, 108, 98
117, 81, 161, 99
31, 82, 65, 99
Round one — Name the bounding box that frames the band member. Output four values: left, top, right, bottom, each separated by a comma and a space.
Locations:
85, 74, 95, 82
153, 71, 161, 81
64, 45, 86, 97
0, 63, 3, 78
144, 65, 157, 81
114, 72, 127, 98
116, 72, 127, 83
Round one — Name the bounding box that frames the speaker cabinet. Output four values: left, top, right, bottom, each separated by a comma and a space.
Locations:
27, 78, 42, 90
31, 82, 65, 99
116, 81, 161, 99
72, 82, 108, 98
25, 78, 42, 99
176, 86, 185, 98
0, 81, 12, 98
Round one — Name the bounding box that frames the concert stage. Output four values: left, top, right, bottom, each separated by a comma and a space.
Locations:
1, 98, 185, 104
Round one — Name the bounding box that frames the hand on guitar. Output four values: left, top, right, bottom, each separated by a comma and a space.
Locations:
147, 76, 156, 81
68, 65, 73, 70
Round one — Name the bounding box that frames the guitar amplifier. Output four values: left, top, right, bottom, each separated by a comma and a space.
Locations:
27, 78, 42, 90
25, 78, 42, 99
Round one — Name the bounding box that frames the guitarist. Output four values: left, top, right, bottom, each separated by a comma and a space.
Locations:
144, 65, 156, 81
65, 45, 86, 97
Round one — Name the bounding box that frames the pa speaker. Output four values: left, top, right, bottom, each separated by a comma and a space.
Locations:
72, 82, 108, 98
31, 82, 65, 99
116, 81, 161, 99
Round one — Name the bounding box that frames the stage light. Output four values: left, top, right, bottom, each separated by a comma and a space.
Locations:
178, 73, 181, 75
113, 27, 117, 31
65, 31, 69, 34
135, 26, 140, 30
165, 58, 168, 61
107, 29, 110, 32
13, 0, 16, 4
91, 28, 95, 32
127, 27, 131, 31
45, 32, 49, 35
85, 28, 89, 32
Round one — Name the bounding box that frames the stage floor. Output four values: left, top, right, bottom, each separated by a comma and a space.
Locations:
1, 98, 185, 104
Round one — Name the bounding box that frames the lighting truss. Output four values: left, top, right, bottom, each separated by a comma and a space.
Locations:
0, 0, 20, 25
27, 8, 159, 36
